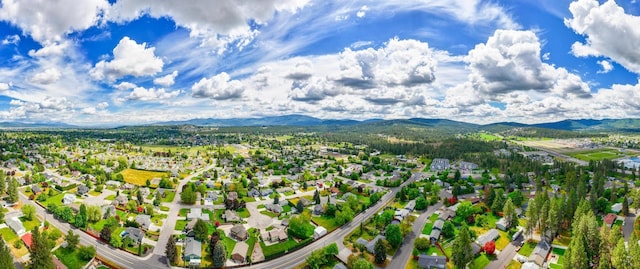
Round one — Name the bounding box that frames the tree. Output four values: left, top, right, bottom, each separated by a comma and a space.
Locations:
622, 195, 630, 216
353, 258, 374, 269
100, 226, 112, 242
87, 205, 102, 223
193, 219, 209, 241
441, 220, 455, 238
415, 238, 430, 251
273, 194, 280, 204
137, 189, 144, 205
78, 245, 96, 260
456, 202, 477, 222
75, 204, 88, 228
451, 224, 473, 269
165, 236, 177, 265
30, 227, 54, 269
0, 236, 15, 269
7, 178, 18, 203
212, 240, 226, 268
306, 249, 326, 269
65, 230, 79, 250
22, 204, 36, 221
180, 186, 197, 204
289, 214, 313, 239
313, 189, 320, 205
374, 238, 386, 264
110, 233, 122, 248
296, 199, 305, 213
415, 196, 428, 210
0, 173, 5, 195
484, 241, 496, 255
612, 238, 630, 269
502, 198, 516, 229
385, 224, 402, 248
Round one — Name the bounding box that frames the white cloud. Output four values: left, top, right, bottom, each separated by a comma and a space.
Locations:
191, 72, 244, 100
597, 60, 613, 74
126, 87, 180, 102
565, 0, 640, 74
357, 5, 369, 18
0, 0, 108, 44
115, 82, 137, 91
30, 68, 62, 85
0, 83, 9, 91
153, 70, 179, 87
28, 41, 69, 57
1, 34, 20, 45
107, 0, 309, 53
97, 102, 109, 109
91, 36, 164, 82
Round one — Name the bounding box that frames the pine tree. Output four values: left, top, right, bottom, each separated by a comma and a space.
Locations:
212, 240, 226, 268
373, 238, 386, 264
7, 178, 18, 203
612, 238, 631, 269
137, 190, 144, 206
451, 224, 473, 269
622, 195, 629, 216
30, 227, 54, 269
0, 173, 6, 195
65, 230, 79, 250
75, 204, 87, 229
0, 235, 15, 269
273, 194, 279, 205
313, 189, 320, 205
502, 198, 516, 229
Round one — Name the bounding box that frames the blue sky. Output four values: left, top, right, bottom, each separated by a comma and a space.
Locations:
0, 0, 639, 126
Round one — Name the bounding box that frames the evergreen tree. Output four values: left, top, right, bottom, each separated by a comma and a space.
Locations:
622, 195, 629, 216
612, 238, 631, 269
0, 235, 15, 269
137, 190, 144, 206
273, 194, 279, 205
451, 224, 473, 269
30, 227, 54, 269
296, 199, 304, 213
75, 204, 88, 229
65, 230, 79, 250
212, 240, 226, 268
565, 232, 588, 269
193, 219, 208, 241
502, 198, 516, 229
313, 190, 320, 205
7, 178, 18, 203
0, 173, 6, 195
373, 238, 386, 264
165, 236, 177, 265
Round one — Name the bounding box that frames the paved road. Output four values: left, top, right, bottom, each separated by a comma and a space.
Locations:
243, 172, 428, 269
388, 202, 442, 269
19, 192, 167, 269
623, 213, 637, 241
485, 236, 523, 269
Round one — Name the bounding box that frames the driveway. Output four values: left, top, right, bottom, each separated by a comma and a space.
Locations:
623, 213, 636, 241
485, 234, 524, 269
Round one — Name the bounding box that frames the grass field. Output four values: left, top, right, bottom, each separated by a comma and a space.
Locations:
469, 254, 492, 269
312, 216, 340, 232
120, 169, 169, 186
54, 247, 92, 269
567, 148, 623, 161
518, 240, 538, 257
507, 260, 522, 269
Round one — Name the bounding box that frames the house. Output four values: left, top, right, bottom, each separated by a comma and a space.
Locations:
476, 229, 500, 247
228, 192, 239, 202
124, 227, 144, 243
261, 228, 288, 243
394, 209, 409, 222
231, 253, 245, 263
21, 233, 33, 248
418, 254, 447, 269
314, 226, 327, 239
230, 224, 248, 241
299, 197, 312, 207
102, 205, 116, 218
112, 195, 128, 206
281, 218, 289, 227
62, 193, 76, 205
205, 191, 218, 202
184, 219, 198, 235
528, 240, 551, 266
6, 217, 25, 235
31, 185, 43, 194
223, 210, 241, 222
265, 204, 283, 214
603, 213, 617, 227
135, 214, 152, 230
77, 185, 90, 196
611, 203, 623, 213
521, 262, 541, 269
429, 228, 441, 244
405, 200, 416, 211
261, 189, 274, 197
366, 235, 385, 254
313, 204, 324, 215
139, 187, 150, 197
496, 218, 508, 231
105, 180, 121, 188
187, 208, 210, 221
248, 188, 260, 197
355, 238, 369, 247
184, 237, 202, 266
334, 263, 348, 269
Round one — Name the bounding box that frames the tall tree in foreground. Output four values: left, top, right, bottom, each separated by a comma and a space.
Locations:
7, 178, 18, 203
374, 238, 386, 264
0, 235, 15, 269
212, 240, 226, 268
165, 236, 177, 265
65, 230, 79, 250
451, 224, 473, 269
30, 227, 54, 269
0, 173, 6, 195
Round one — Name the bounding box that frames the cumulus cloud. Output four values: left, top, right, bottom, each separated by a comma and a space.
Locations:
91, 36, 164, 82
107, 0, 309, 53
28, 41, 69, 57
30, 68, 62, 85
191, 72, 244, 100
153, 70, 179, 87
285, 61, 313, 80
357, 5, 369, 18
597, 60, 613, 74
465, 29, 590, 99
565, 0, 640, 74
126, 87, 180, 101
0, 0, 108, 44
2, 34, 20, 45
115, 82, 137, 91
0, 83, 9, 91
289, 77, 343, 102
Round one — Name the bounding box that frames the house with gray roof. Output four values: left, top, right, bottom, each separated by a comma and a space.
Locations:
366, 235, 386, 254
418, 254, 447, 269
184, 237, 202, 266
187, 208, 210, 221
529, 240, 551, 266
6, 217, 25, 235
135, 214, 151, 230
124, 227, 144, 243
476, 229, 500, 247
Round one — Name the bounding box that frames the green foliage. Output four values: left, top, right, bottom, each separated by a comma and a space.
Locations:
22, 204, 36, 221
451, 224, 473, 269
65, 230, 79, 250
212, 241, 226, 268
289, 213, 314, 239
75, 204, 87, 228
165, 236, 177, 265
86, 205, 102, 223
374, 238, 386, 264
180, 185, 197, 204
353, 258, 374, 269
385, 224, 402, 249
78, 245, 96, 260
442, 220, 455, 238
0, 235, 15, 269
414, 237, 430, 251
30, 227, 55, 269
415, 196, 428, 210
193, 219, 209, 241
7, 178, 18, 203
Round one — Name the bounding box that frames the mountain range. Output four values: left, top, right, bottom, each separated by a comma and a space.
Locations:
2, 115, 640, 132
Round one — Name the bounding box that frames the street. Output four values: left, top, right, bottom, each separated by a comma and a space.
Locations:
387, 202, 442, 269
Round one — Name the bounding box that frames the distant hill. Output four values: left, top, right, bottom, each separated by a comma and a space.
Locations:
158, 114, 368, 127
531, 119, 640, 131
0, 121, 75, 128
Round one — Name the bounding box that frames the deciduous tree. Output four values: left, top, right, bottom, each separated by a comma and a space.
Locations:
65, 230, 79, 250
385, 224, 402, 249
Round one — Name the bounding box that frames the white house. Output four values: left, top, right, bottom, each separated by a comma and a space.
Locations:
63, 193, 76, 205
314, 226, 327, 239
496, 218, 508, 231
6, 217, 25, 235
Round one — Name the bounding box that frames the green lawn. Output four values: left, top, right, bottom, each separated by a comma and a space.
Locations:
422, 223, 433, 235
260, 238, 311, 259
246, 228, 257, 257
120, 169, 169, 186
507, 260, 522, 269
518, 240, 538, 257
89, 220, 108, 233
237, 208, 251, 218
551, 247, 565, 267
312, 216, 341, 232
161, 191, 176, 202
41, 191, 65, 207
20, 217, 41, 232
260, 211, 278, 218
428, 213, 439, 222
175, 220, 188, 231
0, 228, 17, 242
221, 233, 236, 258
468, 254, 492, 269
179, 208, 189, 217
566, 148, 623, 161
495, 231, 510, 250
105, 194, 116, 201
53, 247, 92, 269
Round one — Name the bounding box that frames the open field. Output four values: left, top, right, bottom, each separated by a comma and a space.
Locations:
120, 168, 168, 186
566, 148, 625, 161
